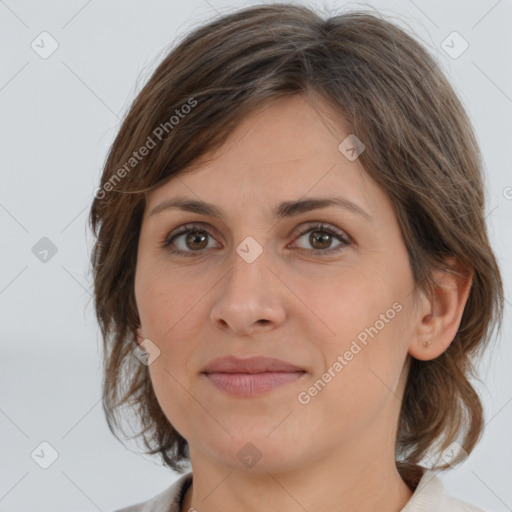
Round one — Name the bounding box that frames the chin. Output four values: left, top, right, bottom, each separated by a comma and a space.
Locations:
198, 433, 304, 474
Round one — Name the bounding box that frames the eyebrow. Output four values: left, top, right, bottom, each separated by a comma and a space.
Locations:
148, 195, 372, 223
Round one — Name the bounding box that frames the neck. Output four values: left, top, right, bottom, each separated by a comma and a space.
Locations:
181, 447, 415, 512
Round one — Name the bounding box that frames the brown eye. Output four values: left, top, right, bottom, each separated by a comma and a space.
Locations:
163, 221, 350, 258
308, 230, 334, 250
183, 231, 209, 251
292, 222, 350, 255
163, 224, 220, 256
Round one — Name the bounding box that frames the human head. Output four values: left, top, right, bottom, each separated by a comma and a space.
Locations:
89, 3, 503, 485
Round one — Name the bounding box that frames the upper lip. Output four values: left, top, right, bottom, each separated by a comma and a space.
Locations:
202, 356, 305, 374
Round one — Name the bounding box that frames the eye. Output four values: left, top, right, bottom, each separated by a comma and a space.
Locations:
290, 222, 350, 255
162, 223, 220, 256
162, 221, 351, 257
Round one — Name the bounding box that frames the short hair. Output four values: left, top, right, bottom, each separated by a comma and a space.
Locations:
88, 3, 504, 486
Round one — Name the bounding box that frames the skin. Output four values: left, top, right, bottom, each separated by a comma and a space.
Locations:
134, 94, 472, 512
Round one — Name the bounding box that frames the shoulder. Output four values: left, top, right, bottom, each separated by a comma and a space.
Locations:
113, 468, 485, 512
401, 470, 486, 512
441, 494, 486, 512
112, 472, 193, 512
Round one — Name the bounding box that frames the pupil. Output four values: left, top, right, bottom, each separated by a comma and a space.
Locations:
311, 231, 331, 249
187, 232, 207, 250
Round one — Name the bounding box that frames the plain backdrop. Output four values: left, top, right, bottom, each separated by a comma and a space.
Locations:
0, 0, 511, 511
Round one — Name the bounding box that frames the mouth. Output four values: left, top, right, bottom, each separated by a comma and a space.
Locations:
201, 355, 307, 397
203, 371, 306, 397
202, 355, 304, 373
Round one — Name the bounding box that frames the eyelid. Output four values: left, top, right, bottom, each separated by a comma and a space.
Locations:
165, 220, 350, 241
165, 221, 220, 241
162, 220, 352, 255
290, 221, 351, 244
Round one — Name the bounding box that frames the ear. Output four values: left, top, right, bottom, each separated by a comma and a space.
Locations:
408, 257, 473, 361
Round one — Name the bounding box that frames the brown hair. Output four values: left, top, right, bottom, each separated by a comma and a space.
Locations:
88, 3, 504, 485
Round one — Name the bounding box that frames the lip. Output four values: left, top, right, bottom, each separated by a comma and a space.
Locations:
201, 356, 306, 397
201, 355, 304, 374
204, 372, 305, 397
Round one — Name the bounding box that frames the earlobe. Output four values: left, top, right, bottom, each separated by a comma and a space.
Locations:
408, 257, 473, 361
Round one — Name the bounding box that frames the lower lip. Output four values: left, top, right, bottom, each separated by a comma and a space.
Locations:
204, 372, 305, 397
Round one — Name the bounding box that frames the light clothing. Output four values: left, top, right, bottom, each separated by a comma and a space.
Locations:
113, 469, 485, 512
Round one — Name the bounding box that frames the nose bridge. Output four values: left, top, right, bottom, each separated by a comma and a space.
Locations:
224, 238, 272, 306
232, 240, 269, 289
210, 238, 286, 333
225, 223, 271, 288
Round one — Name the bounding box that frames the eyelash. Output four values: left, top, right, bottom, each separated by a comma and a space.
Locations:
162, 222, 351, 257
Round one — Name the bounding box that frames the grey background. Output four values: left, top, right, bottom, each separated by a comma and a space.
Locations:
0, 0, 511, 511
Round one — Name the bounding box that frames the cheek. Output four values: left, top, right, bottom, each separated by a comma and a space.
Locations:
135, 261, 205, 339
302, 315, 408, 439
147, 361, 194, 440
290, 266, 399, 339
299, 269, 409, 402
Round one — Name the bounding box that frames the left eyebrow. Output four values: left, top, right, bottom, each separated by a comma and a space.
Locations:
148, 195, 373, 223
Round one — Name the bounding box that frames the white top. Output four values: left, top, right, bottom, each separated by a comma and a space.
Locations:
113, 469, 485, 512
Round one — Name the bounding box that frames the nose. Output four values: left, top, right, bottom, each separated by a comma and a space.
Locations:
209, 249, 287, 336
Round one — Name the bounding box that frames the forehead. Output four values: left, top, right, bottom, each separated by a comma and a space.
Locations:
147, 95, 372, 204
211, 94, 350, 164
142, 95, 402, 250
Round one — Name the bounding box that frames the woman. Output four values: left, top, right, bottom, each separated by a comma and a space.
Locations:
89, 4, 503, 511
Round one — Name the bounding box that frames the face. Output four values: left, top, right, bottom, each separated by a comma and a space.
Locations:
134, 94, 420, 473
